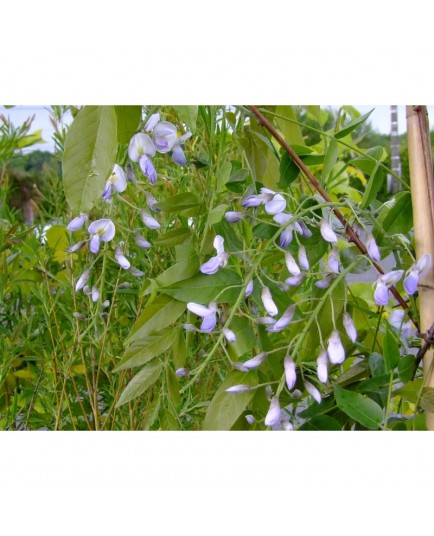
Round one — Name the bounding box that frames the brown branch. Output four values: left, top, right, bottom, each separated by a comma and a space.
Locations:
247, 104, 418, 330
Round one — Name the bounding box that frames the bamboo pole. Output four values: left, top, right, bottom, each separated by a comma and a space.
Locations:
406, 105, 434, 430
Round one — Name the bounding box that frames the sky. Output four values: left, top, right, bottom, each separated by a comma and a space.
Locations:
1, 105, 434, 154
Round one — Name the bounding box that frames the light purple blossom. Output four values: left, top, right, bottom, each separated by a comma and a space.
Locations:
388, 310, 415, 339
315, 275, 334, 289
66, 240, 86, 253
223, 328, 237, 343
87, 219, 116, 254
266, 305, 295, 333
67, 213, 88, 232
175, 367, 189, 377
152, 121, 178, 153
374, 270, 404, 306
242, 188, 286, 214
264, 193, 286, 215
225, 211, 245, 223
186, 301, 218, 332
135, 233, 151, 249
102, 164, 127, 200
245, 279, 254, 297
146, 192, 160, 212
320, 219, 338, 243
225, 384, 251, 393
404, 253, 432, 295
304, 381, 322, 403
281, 420, 294, 431
285, 252, 300, 276
317, 350, 328, 383
298, 245, 309, 270
141, 210, 161, 230
327, 330, 345, 364
245, 414, 256, 425
145, 113, 160, 132
298, 221, 312, 238
91, 285, 99, 303
200, 235, 229, 275
327, 246, 340, 273
284, 356, 297, 391
171, 131, 192, 166
285, 274, 305, 287
128, 133, 157, 183
261, 287, 278, 317
366, 233, 381, 262
128, 266, 145, 277
238, 352, 268, 371
273, 212, 294, 248
256, 316, 276, 325
242, 194, 263, 208
343, 312, 357, 343
265, 396, 281, 426
75, 269, 90, 292
115, 246, 131, 269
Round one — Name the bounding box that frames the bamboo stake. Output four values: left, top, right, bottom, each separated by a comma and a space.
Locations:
406, 105, 434, 430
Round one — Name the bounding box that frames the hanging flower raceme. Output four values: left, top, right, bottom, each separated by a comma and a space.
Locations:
200, 235, 229, 275
102, 164, 127, 200
87, 219, 116, 254
186, 301, 218, 332
128, 133, 157, 184
373, 269, 404, 306
67, 213, 88, 232
403, 253, 432, 295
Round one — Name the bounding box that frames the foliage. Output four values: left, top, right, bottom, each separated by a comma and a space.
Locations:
0, 104, 430, 430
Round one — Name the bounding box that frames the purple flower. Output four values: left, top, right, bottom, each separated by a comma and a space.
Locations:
245, 279, 254, 297
171, 131, 192, 166
141, 210, 160, 230
152, 121, 178, 153
264, 193, 286, 215
320, 219, 338, 243
135, 233, 151, 249
128, 133, 157, 183
225, 211, 245, 223
66, 240, 86, 253
129, 266, 145, 277
298, 245, 309, 270
374, 270, 404, 306
139, 155, 157, 184
266, 305, 295, 333
145, 113, 160, 132
242, 194, 263, 208
175, 367, 189, 377
304, 381, 322, 404
404, 253, 432, 295
145, 192, 160, 212
238, 352, 268, 371
91, 285, 99, 303
315, 275, 334, 289
186, 301, 218, 332
67, 213, 88, 232
102, 164, 127, 200
223, 328, 237, 343
245, 414, 256, 425
261, 287, 278, 317
242, 188, 286, 214
225, 384, 251, 393
298, 221, 312, 238
87, 219, 116, 254
115, 246, 130, 269
274, 213, 294, 247
327, 330, 345, 364
264, 396, 281, 426
200, 235, 229, 275
284, 356, 297, 390
75, 269, 90, 292
343, 312, 357, 343
317, 350, 328, 383
285, 252, 300, 276
366, 233, 381, 262
327, 246, 340, 273
285, 274, 305, 287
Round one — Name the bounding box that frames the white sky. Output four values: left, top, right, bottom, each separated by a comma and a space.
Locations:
2, 104, 433, 154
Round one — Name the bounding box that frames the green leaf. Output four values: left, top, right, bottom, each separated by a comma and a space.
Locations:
334, 383, 383, 429
369, 352, 386, 377
154, 228, 192, 247
45, 225, 69, 263
155, 193, 199, 212
240, 129, 268, 182
334, 109, 374, 139
394, 379, 423, 404
352, 146, 385, 174
278, 152, 300, 188
173, 106, 198, 131
275, 105, 304, 145
127, 295, 185, 343
208, 204, 229, 225
116, 360, 162, 407
155, 248, 199, 288
16, 129, 44, 148
115, 330, 177, 371
383, 328, 400, 371
161, 269, 242, 304
299, 415, 342, 431
421, 388, 434, 412
226, 316, 256, 360
321, 138, 338, 182
203, 371, 258, 430
360, 163, 384, 209
398, 355, 416, 383
115, 106, 142, 144
340, 246, 370, 273
63, 105, 118, 212
377, 192, 413, 239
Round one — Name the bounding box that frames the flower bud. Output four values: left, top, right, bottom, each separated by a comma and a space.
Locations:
225, 384, 251, 393
284, 356, 297, 390
343, 312, 357, 343
320, 219, 337, 243
265, 396, 281, 426
327, 330, 345, 364
304, 381, 322, 403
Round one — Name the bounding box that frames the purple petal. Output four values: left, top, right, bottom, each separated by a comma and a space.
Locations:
200, 255, 222, 275
75, 269, 90, 292
374, 281, 389, 306
245, 280, 254, 297
284, 356, 297, 390
225, 211, 245, 223
285, 274, 305, 287
285, 252, 300, 276
280, 227, 293, 248
242, 195, 263, 208
320, 219, 338, 243
67, 213, 87, 232
327, 330, 345, 364
223, 328, 237, 342
267, 305, 295, 332
172, 145, 187, 166
343, 312, 357, 343
226, 384, 251, 393
141, 211, 160, 229
145, 112, 160, 132
89, 234, 100, 254
242, 352, 267, 370
135, 233, 151, 249
404, 270, 419, 295
201, 313, 217, 332
317, 350, 328, 383
265, 396, 281, 426
139, 155, 157, 184
366, 234, 381, 262
298, 245, 309, 270
304, 381, 322, 404
265, 194, 286, 215
261, 287, 278, 317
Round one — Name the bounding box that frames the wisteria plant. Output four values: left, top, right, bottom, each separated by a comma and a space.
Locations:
1, 104, 432, 431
